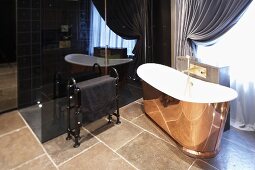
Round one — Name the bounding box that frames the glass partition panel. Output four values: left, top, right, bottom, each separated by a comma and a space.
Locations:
18, 0, 107, 143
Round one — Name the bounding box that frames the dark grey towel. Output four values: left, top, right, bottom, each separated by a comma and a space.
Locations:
77, 75, 116, 122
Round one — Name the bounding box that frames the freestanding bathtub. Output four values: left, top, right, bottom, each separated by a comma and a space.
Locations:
65, 54, 133, 67
137, 63, 238, 158
65, 54, 133, 82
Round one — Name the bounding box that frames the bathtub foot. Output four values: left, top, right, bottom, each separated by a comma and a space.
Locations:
180, 145, 219, 159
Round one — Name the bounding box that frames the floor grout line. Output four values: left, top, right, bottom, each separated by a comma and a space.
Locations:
121, 98, 175, 145
122, 107, 220, 170
57, 141, 100, 168
193, 159, 220, 170
188, 159, 197, 170
134, 100, 143, 105
129, 113, 175, 145
222, 137, 255, 153
82, 126, 140, 170
11, 153, 46, 170
115, 131, 144, 151
119, 98, 143, 111
0, 126, 27, 139
129, 113, 144, 122
17, 111, 59, 170
131, 113, 173, 142
12, 99, 254, 170
120, 101, 136, 110
121, 116, 177, 147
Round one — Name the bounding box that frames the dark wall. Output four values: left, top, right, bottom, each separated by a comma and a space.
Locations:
17, 0, 91, 108
15, 0, 171, 108
41, 0, 91, 94
0, 0, 16, 63
152, 0, 171, 66
16, 0, 42, 108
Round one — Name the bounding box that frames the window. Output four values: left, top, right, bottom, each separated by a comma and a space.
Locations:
89, 3, 136, 56
197, 1, 255, 130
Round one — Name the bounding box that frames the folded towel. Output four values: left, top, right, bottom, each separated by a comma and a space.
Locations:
77, 75, 116, 122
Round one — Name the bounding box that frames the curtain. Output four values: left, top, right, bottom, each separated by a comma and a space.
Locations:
92, 0, 152, 69
197, 1, 255, 131
175, 0, 252, 66
89, 3, 136, 55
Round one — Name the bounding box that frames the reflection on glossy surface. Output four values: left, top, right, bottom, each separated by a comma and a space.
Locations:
65, 54, 133, 67
142, 81, 230, 158
19, 79, 142, 143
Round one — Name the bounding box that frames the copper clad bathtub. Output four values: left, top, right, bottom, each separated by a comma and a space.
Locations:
137, 63, 238, 158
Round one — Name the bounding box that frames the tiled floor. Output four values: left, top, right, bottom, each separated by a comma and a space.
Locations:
1, 100, 255, 170
19, 79, 143, 143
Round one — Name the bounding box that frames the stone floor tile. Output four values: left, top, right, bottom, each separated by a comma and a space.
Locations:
84, 118, 143, 151
14, 155, 56, 170
59, 143, 135, 170
132, 114, 177, 146
117, 131, 194, 170
0, 128, 44, 169
203, 138, 255, 170
223, 127, 255, 152
0, 111, 25, 136
120, 102, 145, 121
189, 159, 218, 170
134, 98, 143, 104
43, 128, 99, 166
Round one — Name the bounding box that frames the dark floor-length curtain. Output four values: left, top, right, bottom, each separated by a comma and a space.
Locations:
175, 0, 252, 66
92, 0, 152, 70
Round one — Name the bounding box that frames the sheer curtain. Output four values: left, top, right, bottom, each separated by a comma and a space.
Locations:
174, 0, 252, 66
89, 3, 136, 56
197, 1, 255, 131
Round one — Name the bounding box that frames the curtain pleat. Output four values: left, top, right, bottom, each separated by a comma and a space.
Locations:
175, 0, 252, 65
89, 3, 136, 56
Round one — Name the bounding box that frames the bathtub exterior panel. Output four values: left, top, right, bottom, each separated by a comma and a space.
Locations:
142, 81, 230, 158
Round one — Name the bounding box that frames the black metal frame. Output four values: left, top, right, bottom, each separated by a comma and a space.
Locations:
54, 63, 102, 99
66, 67, 120, 148
107, 67, 121, 124
66, 78, 82, 148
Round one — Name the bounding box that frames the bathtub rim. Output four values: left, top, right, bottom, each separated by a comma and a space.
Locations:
137, 63, 238, 104
65, 53, 133, 67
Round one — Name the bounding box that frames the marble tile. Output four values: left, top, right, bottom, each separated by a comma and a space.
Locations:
59, 143, 135, 170
0, 128, 44, 169
223, 127, 255, 152
189, 159, 218, 170
117, 131, 194, 170
120, 102, 145, 121
203, 138, 255, 170
132, 114, 176, 146
0, 111, 25, 136
84, 118, 143, 151
43, 128, 99, 166
14, 155, 56, 170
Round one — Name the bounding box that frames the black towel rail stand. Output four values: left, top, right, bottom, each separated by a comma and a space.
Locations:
66, 67, 120, 148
